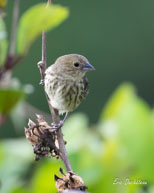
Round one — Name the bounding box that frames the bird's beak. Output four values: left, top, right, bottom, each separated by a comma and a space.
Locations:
81, 62, 95, 71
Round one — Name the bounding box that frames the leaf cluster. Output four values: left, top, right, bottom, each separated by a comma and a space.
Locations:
0, 83, 154, 193
0, 2, 69, 122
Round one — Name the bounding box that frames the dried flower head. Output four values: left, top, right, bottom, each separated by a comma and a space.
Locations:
55, 168, 88, 193
25, 114, 60, 160
63, 191, 87, 193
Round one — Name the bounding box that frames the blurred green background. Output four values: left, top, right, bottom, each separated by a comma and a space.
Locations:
4, 0, 154, 128
0, 0, 154, 193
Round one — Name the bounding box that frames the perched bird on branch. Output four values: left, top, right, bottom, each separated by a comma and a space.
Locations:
44, 54, 95, 126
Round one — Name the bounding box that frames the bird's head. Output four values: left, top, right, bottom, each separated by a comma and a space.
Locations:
53, 54, 95, 80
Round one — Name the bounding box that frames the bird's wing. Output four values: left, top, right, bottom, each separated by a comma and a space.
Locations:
82, 76, 89, 98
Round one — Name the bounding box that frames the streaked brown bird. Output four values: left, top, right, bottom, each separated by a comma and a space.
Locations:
44, 54, 95, 126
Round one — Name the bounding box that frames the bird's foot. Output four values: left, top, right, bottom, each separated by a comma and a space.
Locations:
51, 120, 64, 130
51, 113, 69, 130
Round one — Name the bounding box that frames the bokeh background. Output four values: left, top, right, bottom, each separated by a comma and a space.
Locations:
4, 0, 154, 129
0, 0, 154, 193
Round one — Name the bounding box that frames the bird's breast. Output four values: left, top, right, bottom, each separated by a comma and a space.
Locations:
44, 72, 89, 114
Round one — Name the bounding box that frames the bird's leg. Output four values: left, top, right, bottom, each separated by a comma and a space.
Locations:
62, 112, 69, 124
51, 112, 69, 130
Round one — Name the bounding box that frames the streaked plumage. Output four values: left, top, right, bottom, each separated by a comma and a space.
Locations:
44, 54, 95, 115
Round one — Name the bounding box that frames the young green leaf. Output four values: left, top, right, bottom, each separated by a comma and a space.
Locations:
0, 17, 8, 66
0, 89, 25, 115
101, 83, 136, 120
32, 161, 60, 193
101, 83, 154, 183
17, 3, 69, 55
0, 139, 33, 193
0, 0, 7, 8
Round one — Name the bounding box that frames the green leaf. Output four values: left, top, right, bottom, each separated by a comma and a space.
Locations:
0, 0, 7, 8
0, 17, 8, 65
11, 188, 31, 193
0, 139, 33, 193
63, 113, 89, 153
32, 161, 60, 193
17, 3, 69, 54
101, 83, 136, 120
10, 100, 26, 132
101, 83, 154, 183
0, 88, 25, 114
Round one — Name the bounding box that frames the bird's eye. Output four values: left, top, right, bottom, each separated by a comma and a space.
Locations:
74, 62, 80, 67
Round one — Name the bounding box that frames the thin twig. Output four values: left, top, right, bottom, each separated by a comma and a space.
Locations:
9, 0, 20, 56
42, 32, 46, 71
0, 0, 20, 81
38, 0, 72, 172
52, 109, 72, 172
47, 0, 52, 6
38, 30, 72, 172
37, 32, 46, 82
0, 0, 20, 80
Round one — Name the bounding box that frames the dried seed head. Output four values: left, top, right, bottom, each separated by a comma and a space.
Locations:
55, 169, 88, 193
36, 114, 44, 121
28, 119, 36, 128
63, 190, 86, 193
64, 172, 84, 189
36, 114, 53, 130
24, 115, 60, 160
25, 127, 41, 145
55, 175, 67, 193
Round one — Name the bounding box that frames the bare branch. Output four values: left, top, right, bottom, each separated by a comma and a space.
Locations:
9, 0, 20, 56
0, 0, 20, 81
37, 32, 46, 83
47, 0, 52, 6
52, 109, 72, 172
42, 32, 47, 70
37, 29, 72, 172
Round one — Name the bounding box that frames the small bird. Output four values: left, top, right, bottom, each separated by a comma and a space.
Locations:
44, 54, 95, 126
